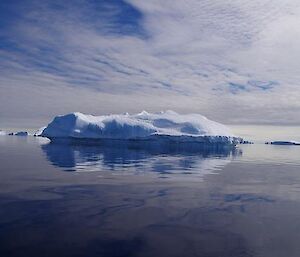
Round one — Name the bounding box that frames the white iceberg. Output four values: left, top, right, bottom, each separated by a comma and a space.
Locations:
41, 111, 241, 145
0, 130, 6, 136
34, 126, 47, 137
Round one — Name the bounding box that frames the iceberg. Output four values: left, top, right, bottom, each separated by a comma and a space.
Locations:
34, 126, 47, 137
41, 111, 241, 145
266, 141, 300, 145
0, 130, 6, 136
15, 131, 28, 136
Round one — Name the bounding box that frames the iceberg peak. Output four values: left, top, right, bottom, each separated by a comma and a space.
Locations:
137, 110, 150, 116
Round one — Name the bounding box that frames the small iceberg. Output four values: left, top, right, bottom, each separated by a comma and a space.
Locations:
265, 141, 300, 146
34, 126, 46, 137
0, 130, 6, 136
41, 111, 242, 145
15, 131, 28, 136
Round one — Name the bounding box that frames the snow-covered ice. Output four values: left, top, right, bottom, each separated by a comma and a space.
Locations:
34, 126, 46, 137
41, 111, 241, 145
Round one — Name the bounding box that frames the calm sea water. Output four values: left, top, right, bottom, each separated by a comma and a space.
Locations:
0, 126, 300, 257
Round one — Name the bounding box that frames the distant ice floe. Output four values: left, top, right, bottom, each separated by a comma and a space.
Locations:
4, 131, 29, 136
265, 141, 300, 145
15, 131, 28, 136
41, 111, 242, 145
0, 130, 6, 136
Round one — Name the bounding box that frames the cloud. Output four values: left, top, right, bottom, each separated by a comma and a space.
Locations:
1, 0, 300, 127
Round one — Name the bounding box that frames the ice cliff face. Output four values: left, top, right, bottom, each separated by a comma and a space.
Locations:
41, 111, 241, 144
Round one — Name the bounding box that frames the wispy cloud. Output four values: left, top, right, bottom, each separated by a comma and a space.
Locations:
1, 0, 300, 127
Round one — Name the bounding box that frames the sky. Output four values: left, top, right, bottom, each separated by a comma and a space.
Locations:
1, 0, 300, 128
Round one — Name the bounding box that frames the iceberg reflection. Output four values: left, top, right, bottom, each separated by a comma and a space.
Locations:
41, 140, 242, 178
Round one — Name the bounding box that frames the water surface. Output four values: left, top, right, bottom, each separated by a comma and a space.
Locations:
1, 135, 300, 257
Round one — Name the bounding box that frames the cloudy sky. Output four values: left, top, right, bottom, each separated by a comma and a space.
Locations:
1, 0, 300, 128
